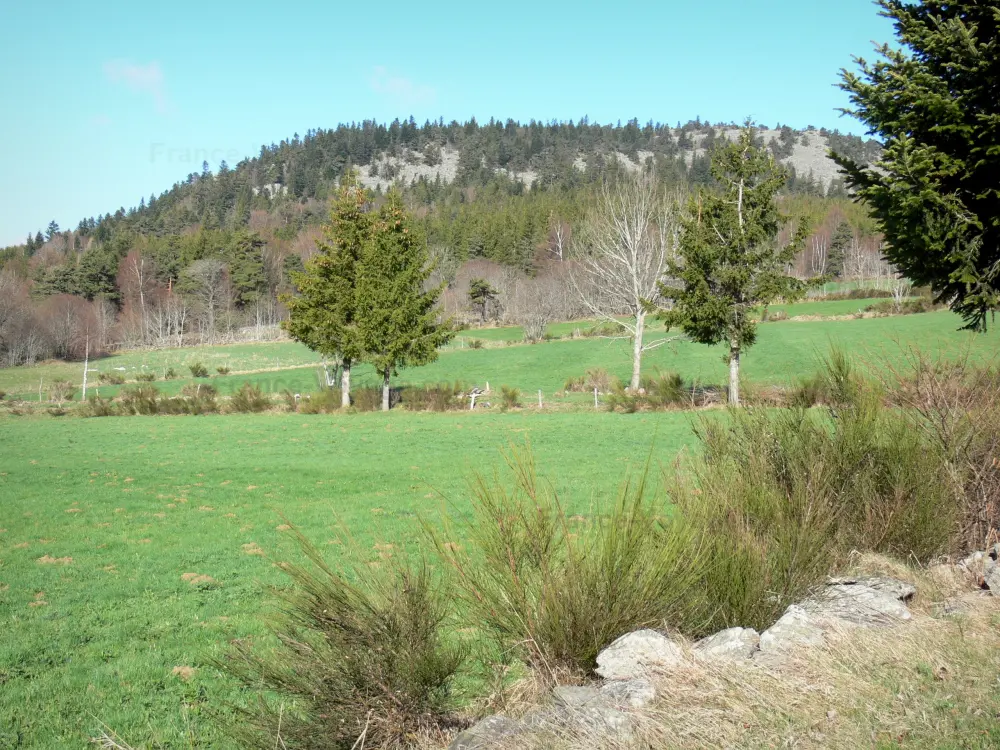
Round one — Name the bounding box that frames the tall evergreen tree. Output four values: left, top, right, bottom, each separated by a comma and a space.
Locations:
663, 124, 807, 405
226, 231, 267, 307
834, 0, 1000, 330
282, 176, 372, 407
356, 190, 454, 411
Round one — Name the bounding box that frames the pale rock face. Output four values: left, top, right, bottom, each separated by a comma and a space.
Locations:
448, 715, 521, 750
693, 627, 760, 661
595, 629, 685, 680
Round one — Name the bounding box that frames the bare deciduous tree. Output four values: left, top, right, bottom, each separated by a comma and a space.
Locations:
181, 258, 230, 342
573, 173, 679, 389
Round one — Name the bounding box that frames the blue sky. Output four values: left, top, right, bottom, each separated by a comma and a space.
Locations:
0, 0, 893, 247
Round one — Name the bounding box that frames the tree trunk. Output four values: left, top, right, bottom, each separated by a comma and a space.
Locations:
341, 359, 352, 408
729, 339, 740, 406
630, 311, 645, 391
381, 369, 391, 412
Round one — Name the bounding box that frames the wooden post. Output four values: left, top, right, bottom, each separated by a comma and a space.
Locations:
39, 378, 44, 403
594, 387, 598, 409
82, 337, 90, 400
538, 390, 542, 408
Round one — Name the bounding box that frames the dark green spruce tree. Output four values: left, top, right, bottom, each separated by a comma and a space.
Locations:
356, 189, 454, 411
282, 175, 373, 407
834, 0, 1000, 330
663, 124, 807, 406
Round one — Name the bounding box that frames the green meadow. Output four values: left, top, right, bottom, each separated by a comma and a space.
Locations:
1, 308, 997, 748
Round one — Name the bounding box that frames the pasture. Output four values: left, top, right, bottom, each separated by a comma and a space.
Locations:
1, 308, 998, 748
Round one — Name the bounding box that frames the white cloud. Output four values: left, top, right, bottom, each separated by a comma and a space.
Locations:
369, 66, 436, 108
103, 60, 171, 114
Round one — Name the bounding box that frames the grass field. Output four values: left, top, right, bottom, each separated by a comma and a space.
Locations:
2, 308, 998, 748
0, 410, 700, 748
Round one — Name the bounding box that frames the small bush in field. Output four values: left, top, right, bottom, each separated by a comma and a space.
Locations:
81, 395, 117, 417
762, 308, 789, 322
228, 383, 270, 413
164, 367, 177, 380
135, 372, 156, 382
399, 382, 465, 412
564, 368, 612, 394
281, 389, 299, 412
219, 529, 466, 750
49, 380, 77, 403
189, 362, 209, 378
605, 372, 687, 412
99, 372, 126, 385
581, 321, 623, 338
866, 297, 938, 316
159, 383, 218, 414
0, 391, 6, 401
298, 388, 342, 414
216, 366, 231, 375
789, 348, 861, 408
500, 385, 521, 411
119, 385, 160, 415
467, 338, 485, 349
352, 387, 388, 412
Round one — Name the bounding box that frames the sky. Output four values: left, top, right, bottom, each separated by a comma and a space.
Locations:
0, 0, 895, 247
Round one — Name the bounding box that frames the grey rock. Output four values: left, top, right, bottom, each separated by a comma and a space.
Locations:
522, 702, 632, 736
552, 685, 605, 708
984, 558, 1000, 594
599, 678, 656, 709
960, 550, 985, 570
989, 544, 999, 561
693, 627, 760, 661
827, 575, 916, 601
449, 715, 522, 750
808, 582, 912, 625
595, 629, 684, 680
759, 604, 825, 654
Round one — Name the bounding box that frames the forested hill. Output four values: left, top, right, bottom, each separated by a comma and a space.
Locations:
7, 118, 879, 262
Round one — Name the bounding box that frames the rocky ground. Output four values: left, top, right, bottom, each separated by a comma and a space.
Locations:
449, 546, 1000, 749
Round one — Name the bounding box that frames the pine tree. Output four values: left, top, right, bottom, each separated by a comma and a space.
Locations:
46, 221, 60, 240
828, 220, 854, 279
226, 231, 267, 306
356, 189, 454, 411
281, 176, 372, 407
663, 124, 807, 405
834, 0, 1000, 330
468, 278, 498, 322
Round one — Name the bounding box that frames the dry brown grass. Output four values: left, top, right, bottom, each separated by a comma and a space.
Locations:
473, 557, 1000, 750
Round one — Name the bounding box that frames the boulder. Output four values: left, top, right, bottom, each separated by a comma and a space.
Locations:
759, 604, 825, 655
595, 629, 685, 680
552, 685, 605, 708
827, 575, 916, 602
808, 581, 913, 625
449, 715, 522, 750
984, 558, 1000, 595
693, 627, 760, 661
599, 678, 656, 709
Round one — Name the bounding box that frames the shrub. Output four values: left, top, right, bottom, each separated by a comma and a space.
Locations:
761, 308, 788, 322
431, 446, 703, 674
49, 380, 77, 403
47, 407, 69, 417
164, 367, 178, 380
81, 395, 117, 417
789, 348, 862, 408
500, 385, 521, 411
119, 385, 160, 415
280, 389, 299, 412
467, 338, 485, 349
135, 372, 156, 382
564, 368, 613, 394
228, 382, 271, 413
159, 383, 219, 414
866, 297, 940, 316
219, 530, 466, 750
0, 390, 6, 401
672, 389, 955, 633
98, 371, 126, 385
298, 388, 342, 414
353, 386, 391, 412
605, 372, 687, 412
580, 321, 623, 338
189, 362, 210, 378
216, 366, 231, 375
400, 382, 465, 412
